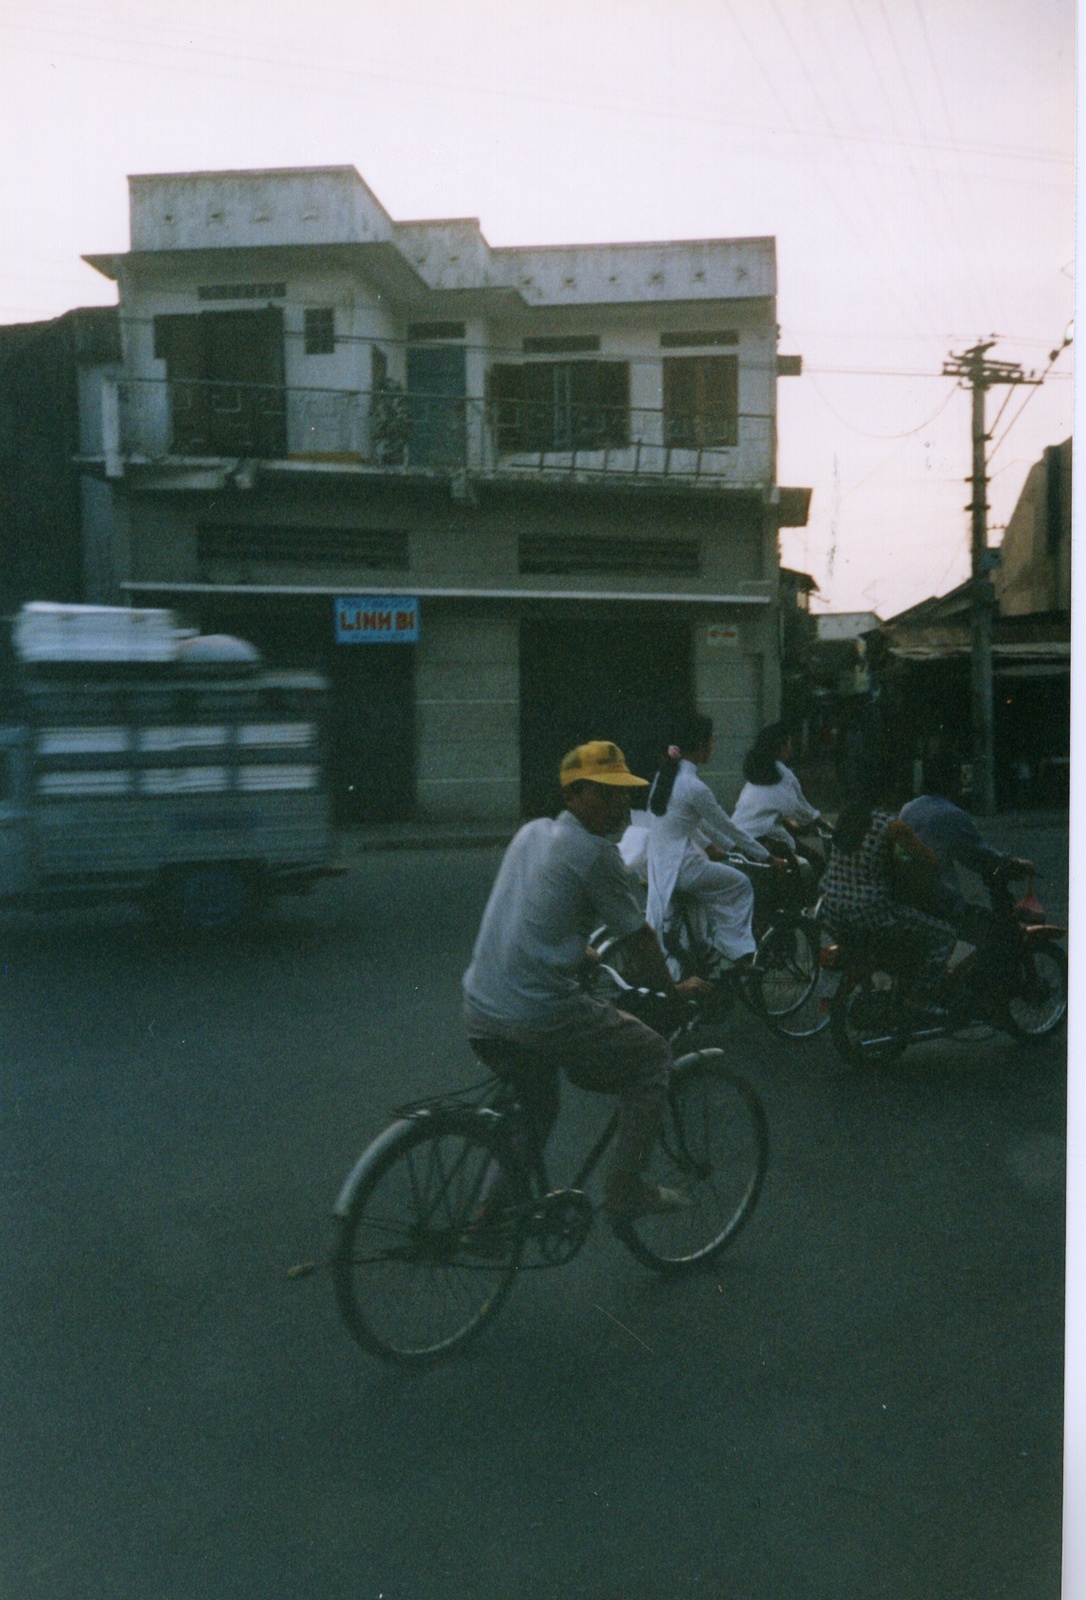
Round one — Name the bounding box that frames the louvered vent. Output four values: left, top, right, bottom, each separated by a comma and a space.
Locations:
519, 535, 700, 576
197, 526, 409, 568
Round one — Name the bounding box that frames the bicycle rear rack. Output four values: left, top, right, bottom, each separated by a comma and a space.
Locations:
392, 1077, 506, 1118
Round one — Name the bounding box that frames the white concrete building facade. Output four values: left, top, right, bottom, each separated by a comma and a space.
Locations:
83, 165, 810, 822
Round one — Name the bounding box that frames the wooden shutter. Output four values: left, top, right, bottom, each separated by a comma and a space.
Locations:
663, 357, 697, 448
519, 363, 558, 452
154, 315, 205, 452
700, 355, 738, 447
593, 361, 629, 449
487, 364, 525, 453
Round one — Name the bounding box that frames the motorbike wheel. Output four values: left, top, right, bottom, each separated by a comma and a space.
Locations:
1004, 944, 1068, 1041
831, 968, 909, 1066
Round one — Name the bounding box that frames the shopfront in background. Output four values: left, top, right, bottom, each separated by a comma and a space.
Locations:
518, 611, 693, 818
329, 597, 417, 823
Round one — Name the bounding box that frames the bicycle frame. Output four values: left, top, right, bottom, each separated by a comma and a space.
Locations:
385, 1070, 624, 1253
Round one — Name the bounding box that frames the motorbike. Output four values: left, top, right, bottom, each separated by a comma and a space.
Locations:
826, 860, 1067, 1066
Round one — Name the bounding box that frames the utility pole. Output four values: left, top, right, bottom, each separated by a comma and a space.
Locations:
942, 343, 1040, 815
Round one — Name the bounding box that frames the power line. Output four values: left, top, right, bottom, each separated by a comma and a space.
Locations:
5, 11, 1074, 170
807, 376, 958, 439
770, 0, 941, 345
987, 337, 1071, 461
880, 0, 1010, 335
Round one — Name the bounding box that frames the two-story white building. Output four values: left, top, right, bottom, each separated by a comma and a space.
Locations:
83, 164, 810, 823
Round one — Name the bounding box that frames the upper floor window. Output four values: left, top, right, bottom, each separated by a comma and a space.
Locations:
407, 321, 465, 342
198, 282, 286, 301
660, 329, 737, 348
304, 308, 336, 356
522, 335, 600, 355
488, 361, 629, 453
663, 355, 738, 449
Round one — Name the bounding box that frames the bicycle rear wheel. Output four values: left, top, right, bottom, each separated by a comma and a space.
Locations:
615, 1049, 768, 1275
762, 920, 839, 1040
331, 1114, 526, 1365
831, 968, 908, 1065
752, 919, 820, 1020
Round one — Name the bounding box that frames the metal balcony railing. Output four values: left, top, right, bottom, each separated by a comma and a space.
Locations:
102, 377, 775, 488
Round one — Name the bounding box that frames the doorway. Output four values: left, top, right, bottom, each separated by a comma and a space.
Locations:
326, 644, 416, 823
519, 614, 692, 817
405, 345, 466, 468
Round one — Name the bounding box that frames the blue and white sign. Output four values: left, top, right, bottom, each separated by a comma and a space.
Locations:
335, 596, 420, 644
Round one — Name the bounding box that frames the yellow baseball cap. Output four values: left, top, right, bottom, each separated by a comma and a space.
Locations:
559, 740, 649, 788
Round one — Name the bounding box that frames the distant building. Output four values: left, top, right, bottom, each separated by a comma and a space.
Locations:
78, 164, 810, 822
815, 611, 879, 643
0, 308, 121, 613
995, 437, 1071, 617
873, 441, 1071, 808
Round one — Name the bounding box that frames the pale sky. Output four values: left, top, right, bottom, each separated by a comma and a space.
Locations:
0, 0, 1076, 617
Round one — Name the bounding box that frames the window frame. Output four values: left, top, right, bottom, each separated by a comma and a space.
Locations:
487, 359, 630, 453
303, 308, 336, 357
662, 353, 739, 449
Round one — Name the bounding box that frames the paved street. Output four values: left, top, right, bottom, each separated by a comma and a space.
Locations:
0, 822, 1067, 1600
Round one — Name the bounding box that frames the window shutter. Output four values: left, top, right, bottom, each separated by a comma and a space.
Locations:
701, 355, 738, 446
594, 361, 629, 448
519, 363, 556, 452
487, 364, 525, 452
663, 358, 697, 447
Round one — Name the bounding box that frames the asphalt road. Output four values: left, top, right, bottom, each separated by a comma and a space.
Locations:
0, 823, 1067, 1600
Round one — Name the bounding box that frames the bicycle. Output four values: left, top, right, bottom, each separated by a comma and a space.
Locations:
639, 853, 835, 1041
752, 894, 840, 1039
330, 977, 768, 1366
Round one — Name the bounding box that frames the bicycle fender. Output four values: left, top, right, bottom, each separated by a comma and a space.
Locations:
332, 1108, 504, 1217
333, 1118, 416, 1217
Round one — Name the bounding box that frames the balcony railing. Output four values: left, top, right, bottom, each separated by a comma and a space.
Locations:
101, 377, 775, 489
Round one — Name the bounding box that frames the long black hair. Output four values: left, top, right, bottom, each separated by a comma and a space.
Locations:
649, 711, 714, 817
832, 799, 876, 854
742, 721, 791, 786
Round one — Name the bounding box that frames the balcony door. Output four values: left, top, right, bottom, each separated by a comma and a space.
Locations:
156, 307, 287, 458
405, 344, 466, 468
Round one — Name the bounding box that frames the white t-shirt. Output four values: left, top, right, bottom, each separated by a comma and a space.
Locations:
463, 809, 645, 1029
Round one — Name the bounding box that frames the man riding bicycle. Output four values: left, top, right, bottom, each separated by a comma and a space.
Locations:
462, 739, 709, 1220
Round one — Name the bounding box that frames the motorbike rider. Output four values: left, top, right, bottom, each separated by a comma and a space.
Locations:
820, 794, 958, 995
898, 753, 1033, 943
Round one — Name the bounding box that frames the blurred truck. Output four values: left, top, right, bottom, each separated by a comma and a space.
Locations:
0, 603, 339, 927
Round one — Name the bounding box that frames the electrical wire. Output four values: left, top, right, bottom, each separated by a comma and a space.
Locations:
986, 349, 1064, 462
4, 9, 1073, 170
807, 376, 958, 440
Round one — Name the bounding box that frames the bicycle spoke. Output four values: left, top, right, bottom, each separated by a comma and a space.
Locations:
614, 1051, 767, 1274
333, 1118, 524, 1363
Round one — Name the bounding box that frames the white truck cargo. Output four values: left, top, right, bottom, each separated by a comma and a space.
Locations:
0, 604, 339, 926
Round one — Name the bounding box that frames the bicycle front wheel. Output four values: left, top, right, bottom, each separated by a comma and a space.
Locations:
615, 1049, 768, 1275
331, 1114, 526, 1365
1005, 944, 1068, 1040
